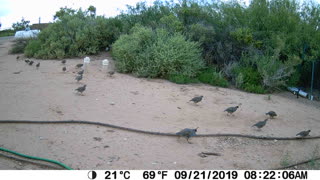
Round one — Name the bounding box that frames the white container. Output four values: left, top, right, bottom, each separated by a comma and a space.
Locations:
287, 87, 308, 98
84, 57, 90, 64
102, 59, 109, 66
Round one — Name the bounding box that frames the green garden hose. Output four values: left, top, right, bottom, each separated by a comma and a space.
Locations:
0, 147, 73, 170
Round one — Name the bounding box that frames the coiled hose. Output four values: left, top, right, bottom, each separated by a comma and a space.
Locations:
0, 147, 73, 170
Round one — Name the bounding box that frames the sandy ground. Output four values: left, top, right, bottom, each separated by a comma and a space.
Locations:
0, 37, 320, 170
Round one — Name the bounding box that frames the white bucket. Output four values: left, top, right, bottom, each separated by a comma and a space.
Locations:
102, 59, 109, 66
84, 57, 91, 64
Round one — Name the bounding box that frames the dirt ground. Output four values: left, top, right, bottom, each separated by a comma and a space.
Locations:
0, 37, 320, 170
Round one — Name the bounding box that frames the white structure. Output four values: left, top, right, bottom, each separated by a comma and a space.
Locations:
102, 59, 109, 66
84, 57, 91, 64
14, 29, 40, 39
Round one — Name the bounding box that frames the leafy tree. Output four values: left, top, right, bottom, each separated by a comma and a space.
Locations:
12, 18, 30, 31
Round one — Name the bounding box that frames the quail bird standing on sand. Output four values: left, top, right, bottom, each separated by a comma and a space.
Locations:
78, 69, 84, 75
296, 130, 311, 137
266, 111, 277, 118
252, 119, 269, 129
62, 67, 67, 72
61, 59, 66, 64
75, 74, 83, 82
36, 62, 40, 69
108, 70, 115, 77
176, 128, 198, 144
76, 63, 83, 68
25, 59, 30, 63
224, 106, 239, 115
189, 96, 203, 104
29, 61, 34, 66
75, 84, 86, 94
16, 56, 20, 60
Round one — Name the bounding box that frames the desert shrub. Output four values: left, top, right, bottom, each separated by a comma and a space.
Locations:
9, 39, 30, 54
243, 84, 266, 94
24, 39, 41, 57
168, 74, 199, 84
197, 67, 229, 87
256, 55, 297, 90
112, 25, 154, 73
286, 69, 300, 86
112, 26, 204, 78
24, 7, 121, 59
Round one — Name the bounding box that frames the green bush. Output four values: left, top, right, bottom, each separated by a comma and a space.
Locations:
24, 7, 121, 59
24, 39, 41, 57
9, 39, 30, 54
198, 68, 229, 87
231, 64, 267, 93
112, 25, 154, 73
112, 26, 204, 78
0, 30, 15, 37
168, 74, 199, 84
243, 83, 266, 94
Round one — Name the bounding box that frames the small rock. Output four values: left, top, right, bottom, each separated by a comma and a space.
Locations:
110, 102, 115, 105
93, 137, 102, 141
274, 139, 278, 142
173, 162, 177, 164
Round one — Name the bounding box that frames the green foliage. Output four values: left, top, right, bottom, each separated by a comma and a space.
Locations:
112, 25, 154, 73
9, 39, 30, 54
12, 18, 30, 31
197, 68, 229, 87
0, 29, 15, 37
243, 84, 266, 94
25, 7, 121, 59
232, 65, 266, 93
18, 0, 320, 90
168, 74, 199, 84
113, 26, 204, 78
24, 39, 42, 57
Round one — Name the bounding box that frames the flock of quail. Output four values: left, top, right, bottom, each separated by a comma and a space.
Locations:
17, 55, 311, 144
60, 59, 88, 95
177, 95, 311, 144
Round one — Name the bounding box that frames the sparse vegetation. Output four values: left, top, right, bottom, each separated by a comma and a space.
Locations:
9, 39, 31, 54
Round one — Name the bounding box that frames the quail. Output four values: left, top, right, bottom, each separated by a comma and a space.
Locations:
29, 61, 34, 66
78, 69, 84, 75
25, 59, 30, 63
108, 70, 115, 77
76, 63, 83, 68
189, 96, 203, 104
16, 56, 20, 60
266, 111, 277, 118
75, 84, 86, 94
224, 106, 239, 115
62, 67, 67, 72
296, 130, 311, 137
252, 119, 269, 129
75, 74, 83, 82
36, 62, 40, 69
176, 128, 198, 144
61, 59, 66, 64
